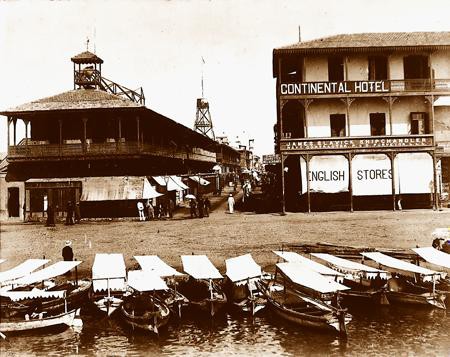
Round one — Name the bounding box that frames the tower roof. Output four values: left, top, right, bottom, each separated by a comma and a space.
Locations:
71, 51, 104, 64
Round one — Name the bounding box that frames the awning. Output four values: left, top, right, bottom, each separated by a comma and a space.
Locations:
127, 270, 168, 292
312, 253, 387, 280
181, 255, 223, 280
134, 255, 184, 277
143, 179, 163, 199
273, 251, 345, 282
0, 259, 50, 285
412, 247, 450, 270
434, 96, 450, 106
361, 252, 445, 282
276, 262, 350, 294
10, 261, 82, 286
225, 254, 261, 282
1, 288, 66, 302
152, 176, 188, 191
189, 176, 210, 186
92, 253, 126, 292
80, 176, 158, 201
170, 176, 189, 190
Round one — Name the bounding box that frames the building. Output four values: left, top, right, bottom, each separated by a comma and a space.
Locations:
0, 50, 218, 219
273, 32, 450, 213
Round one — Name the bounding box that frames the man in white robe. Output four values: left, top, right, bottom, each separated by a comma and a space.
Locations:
227, 194, 235, 214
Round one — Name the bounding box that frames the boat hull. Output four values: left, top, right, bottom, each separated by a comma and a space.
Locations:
120, 298, 170, 333
387, 291, 446, 309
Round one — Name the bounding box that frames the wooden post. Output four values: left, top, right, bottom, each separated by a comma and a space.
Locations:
390, 152, 396, 211
6, 117, 10, 149
58, 119, 63, 157
432, 152, 439, 210
306, 154, 311, 213
281, 153, 286, 215
82, 117, 88, 153
13, 117, 17, 145
24, 120, 29, 146
429, 94, 435, 134
348, 152, 353, 212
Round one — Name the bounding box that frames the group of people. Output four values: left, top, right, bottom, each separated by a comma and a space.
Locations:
189, 195, 211, 218
137, 199, 175, 221
45, 200, 81, 227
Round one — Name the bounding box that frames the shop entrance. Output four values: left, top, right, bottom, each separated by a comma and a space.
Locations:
8, 187, 20, 217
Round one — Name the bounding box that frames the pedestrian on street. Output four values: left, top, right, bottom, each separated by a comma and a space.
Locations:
197, 196, 204, 218
65, 201, 75, 225
227, 194, 235, 214
74, 202, 81, 223
45, 204, 55, 227
146, 199, 154, 220
189, 198, 197, 218
204, 197, 211, 217
168, 199, 175, 218
137, 201, 145, 221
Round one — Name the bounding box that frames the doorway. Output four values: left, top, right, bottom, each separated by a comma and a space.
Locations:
8, 187, 20, 217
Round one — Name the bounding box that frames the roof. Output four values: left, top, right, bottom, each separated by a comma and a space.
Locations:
71, 51, 104, 64
275, 32, 450, 52
0, 89, 143, 115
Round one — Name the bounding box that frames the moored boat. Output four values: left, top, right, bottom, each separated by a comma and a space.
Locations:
362, 252, 447, 309
91, 253, 127, 316
257, 262, 352, 336
120, 270, 170, 333
179, 255, 227, 317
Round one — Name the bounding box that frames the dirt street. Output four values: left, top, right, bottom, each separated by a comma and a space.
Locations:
0, 203, 449, 278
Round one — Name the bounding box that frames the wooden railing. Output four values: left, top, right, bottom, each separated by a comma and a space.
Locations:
8, 141, 216, 162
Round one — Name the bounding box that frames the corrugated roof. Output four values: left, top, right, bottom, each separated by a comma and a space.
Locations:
71, 51, 104, 64
1, 89, 143, 114
275, 32, 450, 52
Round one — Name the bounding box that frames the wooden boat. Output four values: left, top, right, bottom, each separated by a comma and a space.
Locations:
120, 270, 170, 333
257, 262, 351, 336
178, 255, 227, 317
91, 253, 127, 316
311, 253, 389, 305
0, 307, 81, 333
1, 261, 91, 318
134, 255, 189, 318
362, 252, 447, 309
224, 253, 270, 315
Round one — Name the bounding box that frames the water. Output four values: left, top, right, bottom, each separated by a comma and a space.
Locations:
1, 305, 449, 356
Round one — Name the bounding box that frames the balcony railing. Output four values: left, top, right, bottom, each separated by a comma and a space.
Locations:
8, 141, 216, 163
279, 79, 450, 96
279, 134, 435, 152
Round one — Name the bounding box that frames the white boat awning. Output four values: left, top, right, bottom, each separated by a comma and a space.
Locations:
1, 288, 66, 302
361, 252, 444, 281
312, 253, 387, 279
92, 253, 127, 292
181, 255, 223, 280
434, 96, 450, 106
0, 259, 50, 284
134, 255, 184, 277
0, 259, 5, 265
412, 247, 450, 270
225, 254, 262, 282
273, 251, 345, 281
276, 262, 350, 294
10, 261, 81, 286
127, 270, 168, 292
189, 176, 210, 186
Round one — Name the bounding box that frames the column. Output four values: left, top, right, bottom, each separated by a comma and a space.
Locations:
300, 99, 313, 138
281, 153, 286, 215
383, 96, 398, 135
82, 118, 88, 153
348, 152, 353, 212
390, 152, 396, 211
340, 98, 355, 136
6, 116, 10, 148
24, 119, 29, 146
13, 117, 17, 145
306, 154, 311, 213
432, 152, 439, 210
58, 119, 63, 156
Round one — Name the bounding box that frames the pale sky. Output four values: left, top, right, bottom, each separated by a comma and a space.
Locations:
1, 0, 449, 156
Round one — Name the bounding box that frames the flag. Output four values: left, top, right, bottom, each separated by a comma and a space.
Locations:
201, 56, 205, 64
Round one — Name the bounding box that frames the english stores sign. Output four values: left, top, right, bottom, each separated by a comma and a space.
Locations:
352, 154, 392, 196
280, 80, 389, 96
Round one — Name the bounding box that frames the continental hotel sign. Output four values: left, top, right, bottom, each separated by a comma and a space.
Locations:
280, 80, 389, 95
281, 136, 433, 151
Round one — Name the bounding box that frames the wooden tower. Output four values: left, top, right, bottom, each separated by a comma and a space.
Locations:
194, 98, 215, 140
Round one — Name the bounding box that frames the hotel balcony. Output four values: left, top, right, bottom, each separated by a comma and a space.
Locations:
7, 140, 216, 163
279, 79, 450, 98
279, 134, 435, 153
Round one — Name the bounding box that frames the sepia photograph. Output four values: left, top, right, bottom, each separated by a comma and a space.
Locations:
0, 0, 449, 355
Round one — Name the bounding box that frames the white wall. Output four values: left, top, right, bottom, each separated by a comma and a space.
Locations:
307, 99, 346, 137
304, 56, 328, 82
346, 55, 368, 81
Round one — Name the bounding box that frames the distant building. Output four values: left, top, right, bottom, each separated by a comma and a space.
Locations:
273, 32, 450, 212
0, 50, 218, 219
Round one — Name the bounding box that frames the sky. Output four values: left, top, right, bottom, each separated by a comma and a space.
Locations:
1, 0, 450, 156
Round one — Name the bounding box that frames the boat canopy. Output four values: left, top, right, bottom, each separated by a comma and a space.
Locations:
0, 259, 5, 264
312, 253, 387, 280
273, 251, 345, 282
9, 261, 81, 286
361, 252, 445, 281
189, 176, 210, 186
276, 262, 350, 294
225, 254, 261, 283
127, 270, 168, 292
1, 288, 66, 302
412, 247, 450, 270
92, 253, 126, 292
181, 255, 223, 280
134, 255, 184, 277
0, 259, 50, 285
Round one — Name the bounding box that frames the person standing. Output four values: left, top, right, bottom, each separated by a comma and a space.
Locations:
137, 201, 145, 221
227, 194, 235, 214
45, 204, 55, 227
146, 199, 154, 220
168, 199, 175, 219
65, 201, 74, 225
189, 198, 197, 218
197, 196, 204, 218
62, 240, 74, 261
74, 202, 81, 223
204, 197, 211, 217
